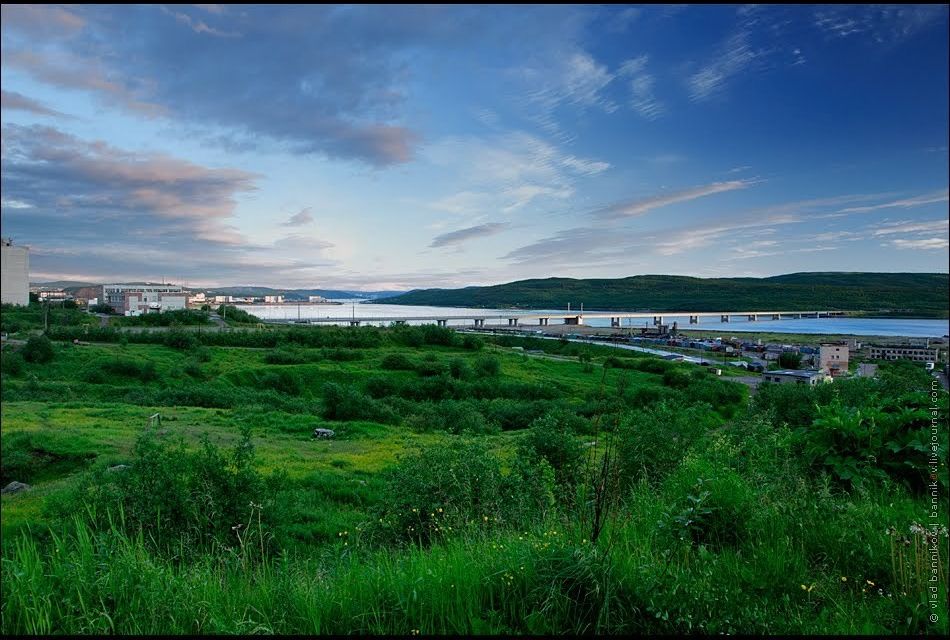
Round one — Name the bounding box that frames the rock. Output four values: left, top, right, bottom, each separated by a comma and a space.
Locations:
313, 428, 336, 439
2, 481, 30, 494
107, 464, 130, 472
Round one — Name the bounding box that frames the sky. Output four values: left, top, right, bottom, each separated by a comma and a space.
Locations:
1, 4, 948, 290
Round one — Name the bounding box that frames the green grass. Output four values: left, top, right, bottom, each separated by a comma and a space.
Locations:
1, 325, 946, 635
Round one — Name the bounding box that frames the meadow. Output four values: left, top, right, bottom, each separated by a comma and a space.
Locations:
1, 316, 947, 635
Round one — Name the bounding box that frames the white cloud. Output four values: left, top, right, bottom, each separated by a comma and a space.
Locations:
888, 237, 949, 250
838, 189, 949, 214
595, 179, 755, 219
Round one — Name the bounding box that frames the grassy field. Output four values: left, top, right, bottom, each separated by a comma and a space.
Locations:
1, 322, 947, 635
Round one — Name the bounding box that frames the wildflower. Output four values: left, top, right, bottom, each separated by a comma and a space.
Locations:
840, 576, 847, 582
483, 516, 489, 522
866, 580, 875, 587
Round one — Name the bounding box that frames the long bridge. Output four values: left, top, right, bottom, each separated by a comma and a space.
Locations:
266, 310, 849, 327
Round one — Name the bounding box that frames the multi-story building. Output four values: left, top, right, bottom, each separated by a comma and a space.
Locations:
1, 238, 29, 306
819, 342, 850, 376
264, 295, 284, 304
762, 369, 827, 386
102, 283, 188, 316
868, 344, 944, 363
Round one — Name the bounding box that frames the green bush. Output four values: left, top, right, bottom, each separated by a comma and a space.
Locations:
322, 382, 397, 423
517, 411, 585, 496
473, 354, 501, 377
22, 335, 54, 363
448, 357, 472, 380
380, 353, 415, 370
616, 401, 718, 488
1, 348, 25, 376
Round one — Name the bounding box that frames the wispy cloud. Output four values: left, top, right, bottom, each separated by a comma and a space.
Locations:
837, 189, 949, 214
888, 237, 949, 250
688, 31, 759, 101
0, 89, 68, 118
430, 222, 507, 248
619, 55, 664, 119
871, 218, 949, 236
594, 179, 755, 219
282, 207, 315, 227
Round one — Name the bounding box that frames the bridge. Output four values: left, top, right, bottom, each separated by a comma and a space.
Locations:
265, 310, 849, 327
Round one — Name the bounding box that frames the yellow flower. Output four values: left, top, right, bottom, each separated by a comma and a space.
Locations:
800, 585, 807, 591
866, 580, 875, 586
840, 576, 847, 582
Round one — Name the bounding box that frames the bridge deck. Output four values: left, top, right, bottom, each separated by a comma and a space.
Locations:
264, 310, 848, 324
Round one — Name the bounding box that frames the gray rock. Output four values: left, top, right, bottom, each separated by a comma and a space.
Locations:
107, 464, 130, 472
2, 481, 30, 494
313, 428, 336, 439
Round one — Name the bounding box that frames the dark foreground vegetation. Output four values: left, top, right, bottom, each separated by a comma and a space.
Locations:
384, 272, 950, 317
1, 319, 947, 635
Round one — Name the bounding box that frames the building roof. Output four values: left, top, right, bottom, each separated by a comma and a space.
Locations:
766, 369, 823, 378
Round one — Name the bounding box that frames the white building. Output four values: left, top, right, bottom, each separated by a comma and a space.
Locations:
762, 369, 828, 386
819, 342, 849, 376
264, 295, 284, 304
309, 295, 327, 303
1, 238, 29, 306
102, 283, 188, 316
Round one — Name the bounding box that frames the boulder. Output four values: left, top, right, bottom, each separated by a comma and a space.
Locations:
2, 481, 30, 494
313, 428, 336, 439
107, 464, 130, 472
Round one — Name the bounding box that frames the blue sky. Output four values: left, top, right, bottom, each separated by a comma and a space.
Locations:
1, 4, 947, 289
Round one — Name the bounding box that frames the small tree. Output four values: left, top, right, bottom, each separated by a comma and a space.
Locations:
22, 335, 54, 363
778, 351, 802, 369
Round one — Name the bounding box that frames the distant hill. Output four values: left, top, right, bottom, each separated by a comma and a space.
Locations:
383, 272, 950, 318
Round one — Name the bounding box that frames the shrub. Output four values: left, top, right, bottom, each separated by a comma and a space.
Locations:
264, 347, 306, 365
473, 354, 501, 377
461, 333, 484, 350
778, 351, 802, 369
322, 382, 397, 423
370, 440, 508, 545
1, 349, 25, 376
163, 328, 198, 350
406, 400, 498, 435
448, 357, 472, 380
517, 411, 585, 496
22, 335, 54, 363
616, 401, 719, 488
415, 358, 448, 377
380, 353, 415, 370
50, 425, 280, 556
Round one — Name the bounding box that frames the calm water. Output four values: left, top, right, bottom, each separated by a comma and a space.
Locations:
237, 301, 949, 337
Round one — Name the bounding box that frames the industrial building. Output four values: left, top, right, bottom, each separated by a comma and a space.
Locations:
762, 369, 827, 386
868, 344, 944, 363
0, 238, 30, 306
102, 283, 188, 316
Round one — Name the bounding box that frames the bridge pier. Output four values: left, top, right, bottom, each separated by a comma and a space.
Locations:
748, 314, 757, 322
349, 320, 360, 327
653, 316, 663, 326
611, 317, 620, 327
564, 316, 582, 325
538, 317, 549, 326
508, 318, 519, 327
689, 315, 699, 324
437, 319, 447, 327
473, 318, 485, 328
393, 320, 406, 325
721, 314, 730, 323
772, 314, 780, 320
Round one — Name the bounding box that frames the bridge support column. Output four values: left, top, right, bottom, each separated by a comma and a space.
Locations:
349, 320, 360, 327
564, 316, 581, 325
721, 315, 730, 323
611, 317, 620, 327
474, 318, 484, 328
689, 315, 698, 324
772, 314, 780, 320
437, 319, 447, 327
748, 314, 757, 322
539, 317, 548, 326
653, 316, 663, 326
394, 320, 406, 325
508, 318, 518, 327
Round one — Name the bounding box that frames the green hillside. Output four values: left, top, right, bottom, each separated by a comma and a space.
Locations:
383, 272, 950, 317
